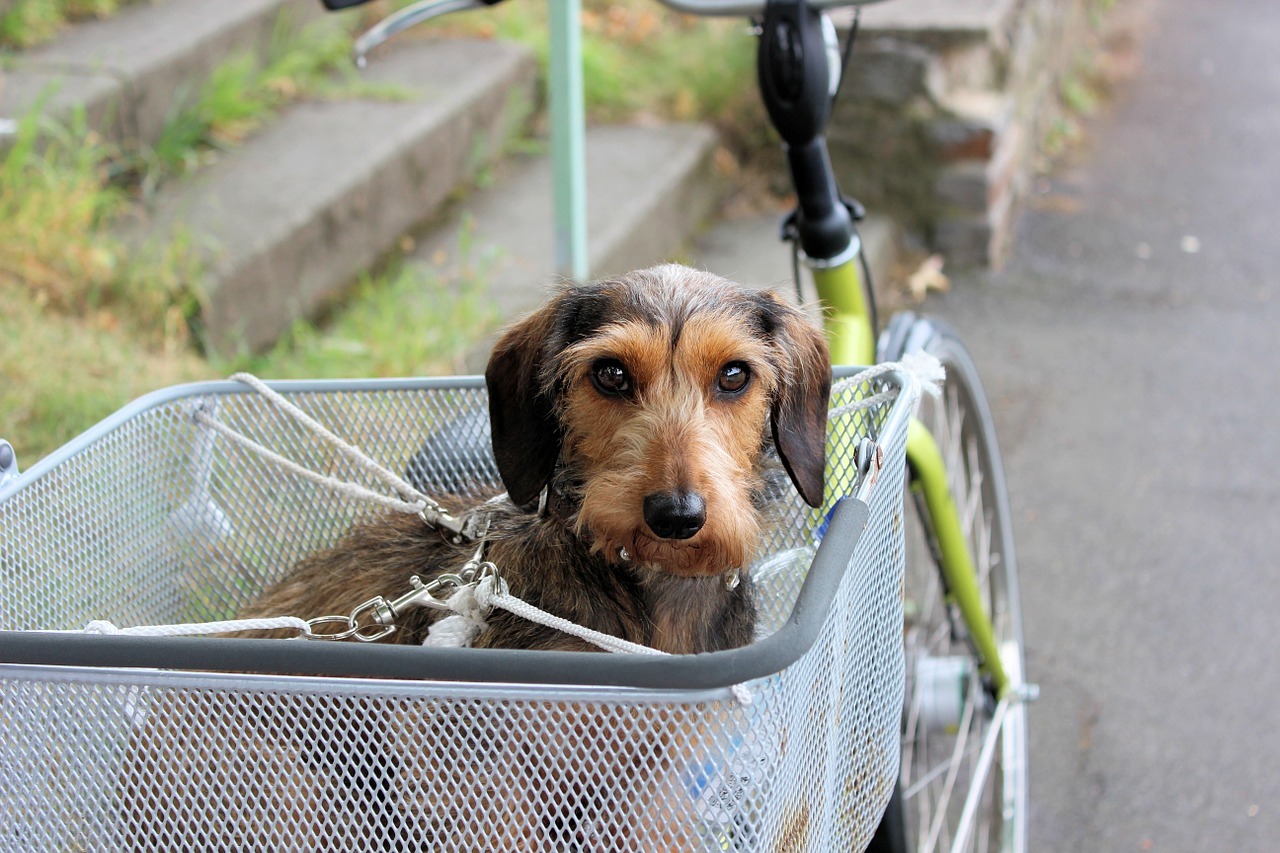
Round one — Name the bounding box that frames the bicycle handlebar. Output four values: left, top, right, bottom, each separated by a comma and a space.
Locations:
324, 0, 887, 20
328, 0, 873, 268
653, 0, 884, 16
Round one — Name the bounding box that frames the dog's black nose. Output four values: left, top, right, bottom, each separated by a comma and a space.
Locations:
643, 491, 706, 540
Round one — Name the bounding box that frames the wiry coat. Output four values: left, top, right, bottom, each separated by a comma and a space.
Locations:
240, 264, 831, 655
122, 265, 832, 852
240, 490, 760, 655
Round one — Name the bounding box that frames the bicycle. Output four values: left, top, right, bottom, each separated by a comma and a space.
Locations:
339, 0, 1037, 849
0, 0, 1031, 849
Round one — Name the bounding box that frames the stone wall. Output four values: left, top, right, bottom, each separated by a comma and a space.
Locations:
829, 0, 1094, 267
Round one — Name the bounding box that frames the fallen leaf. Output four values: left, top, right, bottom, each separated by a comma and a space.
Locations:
907, 254, 950, 303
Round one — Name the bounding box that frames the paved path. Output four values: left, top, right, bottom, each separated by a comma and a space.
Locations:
932, 0, 1280, 848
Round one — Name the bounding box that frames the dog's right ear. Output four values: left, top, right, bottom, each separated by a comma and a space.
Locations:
485, 302, 564, 506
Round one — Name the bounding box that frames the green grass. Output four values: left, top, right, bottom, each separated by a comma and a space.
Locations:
0, 100, 499, 461
0, 101, 206, 326
1, 107, 128, 313
0, 288, 214, 462
3, 1, 760, 466
0, 105, 210, 461
229, 233, 500, 381
0, 12, 408, 462
0, 0, 124, 48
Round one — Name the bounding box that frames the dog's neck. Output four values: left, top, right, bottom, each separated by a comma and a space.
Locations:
524, 472, 757, 654
630, 567, 754, 655
541, 478, 578, 529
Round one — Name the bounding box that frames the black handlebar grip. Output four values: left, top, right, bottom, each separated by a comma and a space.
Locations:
320, 0, 374, 9
758, 0, 832, 148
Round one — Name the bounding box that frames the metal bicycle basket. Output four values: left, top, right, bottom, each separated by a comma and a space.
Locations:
0, 366, 916, 853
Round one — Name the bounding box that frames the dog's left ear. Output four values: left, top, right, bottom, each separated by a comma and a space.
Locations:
760, 294, 831, 508
486, 285, 613, 505
485, 300, 565, 506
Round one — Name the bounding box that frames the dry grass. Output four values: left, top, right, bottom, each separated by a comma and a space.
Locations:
2, 1, 764, 466
0, 0, 129, 48
0, 290, 214, 462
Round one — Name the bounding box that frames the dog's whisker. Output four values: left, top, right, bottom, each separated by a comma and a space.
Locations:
148, 263, 834, 849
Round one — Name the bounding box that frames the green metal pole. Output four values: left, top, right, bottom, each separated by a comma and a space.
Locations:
809, 262, 875, 367
906, 417, 1011, 696
548, 0, 589, 282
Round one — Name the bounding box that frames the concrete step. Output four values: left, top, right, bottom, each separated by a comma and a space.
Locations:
404, 122, 726, 370
1, 0, 328, 148
849, 0, 1018, 43
121, 37, 538, 354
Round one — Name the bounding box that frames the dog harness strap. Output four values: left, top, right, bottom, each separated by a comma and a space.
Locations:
474, 576, 668, 657
197, 373, 474, 541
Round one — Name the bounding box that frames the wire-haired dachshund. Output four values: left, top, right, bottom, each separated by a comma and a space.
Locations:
123, 263, 831, 851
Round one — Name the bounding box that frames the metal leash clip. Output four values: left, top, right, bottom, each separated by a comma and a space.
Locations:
304, 547, 498, 642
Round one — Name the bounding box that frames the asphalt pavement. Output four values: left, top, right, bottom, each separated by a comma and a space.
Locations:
929, 0, 1280, 848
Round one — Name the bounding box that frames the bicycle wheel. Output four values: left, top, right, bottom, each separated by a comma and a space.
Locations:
871, 313, 1029, 853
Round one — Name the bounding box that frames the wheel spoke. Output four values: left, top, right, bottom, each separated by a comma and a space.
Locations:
886, 321, 1027, 853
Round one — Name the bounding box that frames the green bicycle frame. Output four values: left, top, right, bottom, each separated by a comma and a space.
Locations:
542, 0, 1011, 697
812, 263, 876, 366
905, 419, 1011, 695
812, 257, 1011, 697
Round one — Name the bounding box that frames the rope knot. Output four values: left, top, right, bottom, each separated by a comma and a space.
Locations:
471, 574, 506, 610
421, 576, 502, 649
899, 350, 945, 398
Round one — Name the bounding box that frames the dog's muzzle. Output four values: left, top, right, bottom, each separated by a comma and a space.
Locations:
642, 491, 707, 541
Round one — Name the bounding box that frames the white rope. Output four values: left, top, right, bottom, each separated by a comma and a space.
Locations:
228, 373, 426, 505
74, 616, 311, 637
829, 352, 945, 419
426, 576, 753, 704
192, 411, 427, 516
192, 372, 435, 517
422, 581, 490, 648
475, 576, 667, 656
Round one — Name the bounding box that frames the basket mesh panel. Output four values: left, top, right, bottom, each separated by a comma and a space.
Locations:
1, 376, 907, 852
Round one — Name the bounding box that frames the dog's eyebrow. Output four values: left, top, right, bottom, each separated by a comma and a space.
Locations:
662, 289, 744, 354
746, 292, 781, 337
668, 309, 687, 353
557, 286, 617, 348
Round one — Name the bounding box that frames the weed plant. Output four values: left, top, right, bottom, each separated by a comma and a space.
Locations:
3, 0, 762, 465
0, 0, 125, 48
410, 0, 764, 151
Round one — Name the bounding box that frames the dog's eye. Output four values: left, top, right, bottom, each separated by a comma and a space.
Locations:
717, 362, 751, 395
592, 359, 632, 397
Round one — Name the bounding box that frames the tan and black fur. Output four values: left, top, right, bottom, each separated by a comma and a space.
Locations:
239, 264, 830, 655
122, 264, 831, 851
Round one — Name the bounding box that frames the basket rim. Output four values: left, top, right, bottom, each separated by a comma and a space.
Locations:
0, 368, 912, 692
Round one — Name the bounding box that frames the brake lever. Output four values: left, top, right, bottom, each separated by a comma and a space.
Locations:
353, 0, 499, 67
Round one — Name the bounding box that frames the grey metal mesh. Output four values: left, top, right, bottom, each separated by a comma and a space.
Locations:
0, 373, 910, 852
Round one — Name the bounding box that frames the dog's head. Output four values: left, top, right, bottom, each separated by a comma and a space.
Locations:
485, 264, 830, 577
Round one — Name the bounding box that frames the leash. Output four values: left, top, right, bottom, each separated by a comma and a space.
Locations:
59, 361, 929, 705
193, 372, 477, 542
